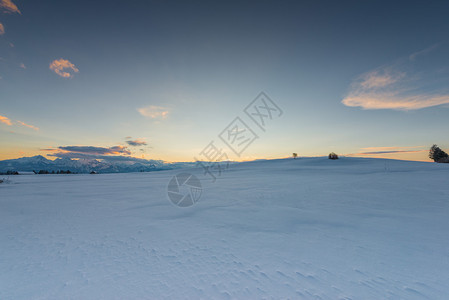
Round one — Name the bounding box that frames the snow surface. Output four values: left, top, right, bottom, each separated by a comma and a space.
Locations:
1, 157, 449, 299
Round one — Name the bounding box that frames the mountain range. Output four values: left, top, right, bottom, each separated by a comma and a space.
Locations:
0, 155, 195, 174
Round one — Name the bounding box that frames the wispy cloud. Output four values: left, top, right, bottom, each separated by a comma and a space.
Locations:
17, 120, 39, 131
0, 23, 4, 35
126, 138, 147, 146
138, 105, 169, 119
58, 145, 131, 156
48, 152, 148, 162
359, 70, 405, 89
0, 114, 12, 126
0, 0, 21, 14
356, 150, 427, 155
361, 146, 424, 152
49, 58, 79, 78
40, 148, 59, 152
347, 146, 427, 156
342, 44, 449, 110
409, 44, 439, 61
0, 115, 39, 131
343, 94, 449, 110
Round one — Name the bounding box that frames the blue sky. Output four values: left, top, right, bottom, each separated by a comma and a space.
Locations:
1, 0, 449, 162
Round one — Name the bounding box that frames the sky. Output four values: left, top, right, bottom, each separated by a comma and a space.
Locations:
1, 0, 449, 163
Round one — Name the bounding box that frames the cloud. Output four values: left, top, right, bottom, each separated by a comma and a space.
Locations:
0, 23, 4, 35
360, 146, 424, 152
138, 105, 169, 119
58, 145, 131, 156
342, 45, 449, 110
49, 58, 79, 78
126, 138, 147, 146
342, 94, 449, 110
0, 0, 20, 14
44, 145, 146, 162
0, 114, 40, 130
45, 145, 163, 164
357, 150, 427, 155
17, 120, 39, 131
359, 70, 405, 89
48, 151, 154, 163
347, 146, 427, 156
40, 148, 59, 152
409, 44, 439, 61
0, 114, 12, 126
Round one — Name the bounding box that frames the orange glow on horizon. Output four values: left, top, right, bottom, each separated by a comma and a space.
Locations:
0, 148, 434, 164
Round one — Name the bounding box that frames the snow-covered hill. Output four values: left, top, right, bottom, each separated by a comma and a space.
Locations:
1, 157, 449, 299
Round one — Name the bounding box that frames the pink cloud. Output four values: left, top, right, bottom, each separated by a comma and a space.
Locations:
359, 70, 405, 89
342, 94, 449, 110
342, 45, 449, 111
0, 114, 12, 126
49, 58, 79, 78
138, 105, 169, 119
0, 0, 21, 14
17, 120, 39, 131
346, 146, 427, 156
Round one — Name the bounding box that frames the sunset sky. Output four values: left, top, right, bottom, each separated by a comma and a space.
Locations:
1, 0, 449, 162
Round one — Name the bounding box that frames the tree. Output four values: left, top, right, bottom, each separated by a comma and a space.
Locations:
292, 153, 298, 159
429, 144, 448, 162
328, 152, 339, 160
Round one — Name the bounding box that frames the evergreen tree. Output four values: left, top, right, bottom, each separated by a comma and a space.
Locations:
429, 144, 448, 162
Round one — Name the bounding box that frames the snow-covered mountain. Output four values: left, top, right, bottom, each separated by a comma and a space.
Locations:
0, 155, 195, 173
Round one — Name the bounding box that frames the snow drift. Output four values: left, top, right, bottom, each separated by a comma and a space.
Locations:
1, 157, 449, 299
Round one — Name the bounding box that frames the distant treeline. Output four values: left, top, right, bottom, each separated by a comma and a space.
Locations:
0, 170, 76, 175
0, 169, 152, 175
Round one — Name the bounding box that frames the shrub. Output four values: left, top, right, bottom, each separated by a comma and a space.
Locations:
429, 144, 448, 162
328, 152, 339, 160
292, 153, 298, 159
